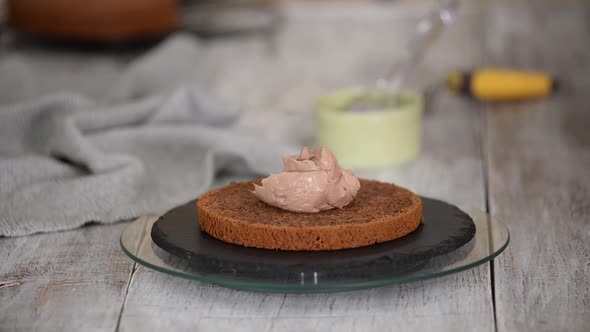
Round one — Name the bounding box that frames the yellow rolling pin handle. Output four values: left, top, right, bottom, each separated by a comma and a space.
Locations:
447, 69, 558, 101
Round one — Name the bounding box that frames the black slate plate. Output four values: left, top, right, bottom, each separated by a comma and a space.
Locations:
150, 197, 476, 279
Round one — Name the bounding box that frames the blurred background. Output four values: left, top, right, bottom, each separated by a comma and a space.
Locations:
1, 0, 577, 140
2, 0, 586, 203
0, 0, 487, 145
0, 0, 587, 200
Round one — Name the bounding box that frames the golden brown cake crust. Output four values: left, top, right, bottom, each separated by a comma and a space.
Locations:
197, 179, 423, 251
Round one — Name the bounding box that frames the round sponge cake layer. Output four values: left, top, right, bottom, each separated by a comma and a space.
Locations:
197, 179, 423, 251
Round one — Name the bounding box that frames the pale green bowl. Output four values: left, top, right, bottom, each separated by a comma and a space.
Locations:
315, 87, 423, 169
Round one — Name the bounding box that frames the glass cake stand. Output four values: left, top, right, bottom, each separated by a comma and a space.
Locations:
121, 201, 509, 293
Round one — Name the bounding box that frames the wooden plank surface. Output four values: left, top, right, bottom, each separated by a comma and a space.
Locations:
0, 223, 133, 331
1, 2, 494, 331
483, 2, 590, 331
116, 4, 494, 331
1, 0, 588, 331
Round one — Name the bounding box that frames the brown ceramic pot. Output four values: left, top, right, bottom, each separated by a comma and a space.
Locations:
7, 0, 179, 41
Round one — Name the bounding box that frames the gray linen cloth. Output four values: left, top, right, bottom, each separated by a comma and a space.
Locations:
0, 36, 293, 237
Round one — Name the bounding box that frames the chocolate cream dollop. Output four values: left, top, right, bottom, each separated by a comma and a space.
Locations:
253, 146, 361, 213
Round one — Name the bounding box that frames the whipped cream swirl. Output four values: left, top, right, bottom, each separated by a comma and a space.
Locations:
253, 146, 360, 213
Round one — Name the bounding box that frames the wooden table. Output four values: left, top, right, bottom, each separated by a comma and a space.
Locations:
1, 1, 589, 331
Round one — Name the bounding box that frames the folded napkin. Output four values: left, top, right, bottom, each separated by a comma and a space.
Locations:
0, 35, 294, 237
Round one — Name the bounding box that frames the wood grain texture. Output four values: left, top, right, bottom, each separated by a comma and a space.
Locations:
0, 223, 133, 331
3, 1, 588, 331
117, 3, 495, 331
483, 1, 590, 331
